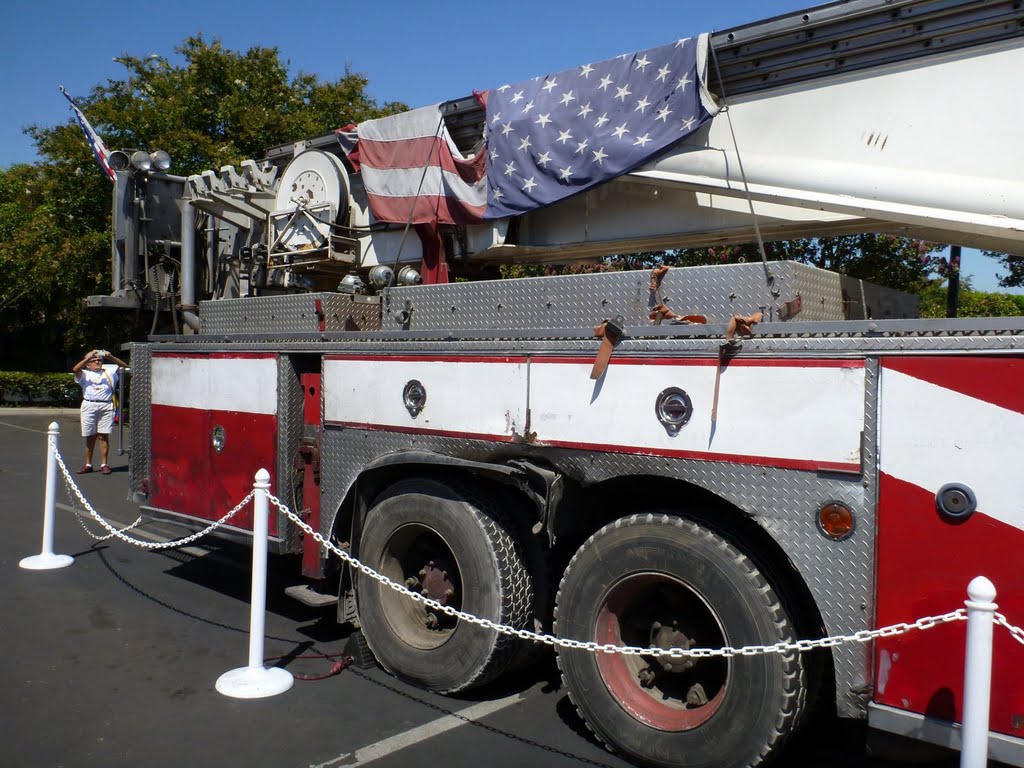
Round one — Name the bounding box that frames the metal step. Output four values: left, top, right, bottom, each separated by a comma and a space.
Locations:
284, 584, 338, 608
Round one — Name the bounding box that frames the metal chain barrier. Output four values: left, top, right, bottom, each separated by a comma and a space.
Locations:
266, 491, 973, 660
53, 446, 253, 550
996, 614, 1024, 647
62, 476, 145, 542
45, 434, 1024, 661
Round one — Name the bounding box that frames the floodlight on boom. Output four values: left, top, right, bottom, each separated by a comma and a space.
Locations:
108, 150, 131, 171
150, 150, 172, 171
130, 151, 152, 171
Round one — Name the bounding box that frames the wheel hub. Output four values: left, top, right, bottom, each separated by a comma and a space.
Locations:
416, 559, 457, 605
649, 620, 696, 674
595, 573, 729, 731
378, 525, 462, 648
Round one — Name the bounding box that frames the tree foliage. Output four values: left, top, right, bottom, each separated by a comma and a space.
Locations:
29, 36, 407, 176
983, 250, 1024, 289
919, 282, 1024, 318
1, 37, 406, 370
0, 162, 115, 370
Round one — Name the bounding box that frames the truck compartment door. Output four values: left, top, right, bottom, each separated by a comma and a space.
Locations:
875, 356, 1024, 736
322, 354, 529, 441
149, 352, 279, 533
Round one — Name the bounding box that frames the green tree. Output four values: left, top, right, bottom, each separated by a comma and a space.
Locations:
1, 37, 405, 370
919, 281, 1024, 318
983, 250, 1024, 288
0, 162, 115, 370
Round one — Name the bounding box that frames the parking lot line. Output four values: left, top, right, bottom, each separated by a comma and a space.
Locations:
310, 693, 526, 768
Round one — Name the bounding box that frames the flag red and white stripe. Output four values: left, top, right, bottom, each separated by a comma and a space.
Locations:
60, 86, 115, 183
353, 104, 487, 225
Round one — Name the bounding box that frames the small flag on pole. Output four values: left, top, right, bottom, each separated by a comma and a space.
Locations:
60, 86, 115, 182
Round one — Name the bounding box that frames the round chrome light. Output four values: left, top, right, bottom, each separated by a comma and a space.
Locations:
396, 265, 422, 286
150, 150, 172, 171
108, 150, 131, 171
338, 271, 366, 295
368, 264, 394, 289
130, 150, 153, 171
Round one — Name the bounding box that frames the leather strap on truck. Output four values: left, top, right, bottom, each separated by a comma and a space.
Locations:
591, 316, 624, 380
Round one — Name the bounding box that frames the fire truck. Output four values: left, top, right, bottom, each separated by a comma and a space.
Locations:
87, 1, 1024, 766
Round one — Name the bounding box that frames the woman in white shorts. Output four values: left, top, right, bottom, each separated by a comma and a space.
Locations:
72, 349, 128, 475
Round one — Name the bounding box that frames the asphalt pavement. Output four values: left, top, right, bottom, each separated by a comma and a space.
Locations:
0, 410, 959, 768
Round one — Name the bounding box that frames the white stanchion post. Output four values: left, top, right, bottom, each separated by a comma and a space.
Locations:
20, 422, 74, 570
216, 468, 293, 699
960, 576, 997, 768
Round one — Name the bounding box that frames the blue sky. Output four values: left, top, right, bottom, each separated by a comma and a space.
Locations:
0, 0, 1017, 292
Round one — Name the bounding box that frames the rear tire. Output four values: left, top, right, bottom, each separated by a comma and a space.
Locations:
555, 513, 805, 768
356, 478, 539, 693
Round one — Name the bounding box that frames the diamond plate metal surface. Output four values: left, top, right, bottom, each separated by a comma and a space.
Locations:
839, 274, 920, 320
319, 423, 873, 718
790, 263, 844, 321
199, 293, 381, 334
128, 343, 151, 498
383, 262, 886, 330
276, 355, 304, 553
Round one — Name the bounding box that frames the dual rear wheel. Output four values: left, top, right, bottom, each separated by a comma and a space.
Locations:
556, 513, 806, 768
356, 478, 541, 693
356, 482, 806, 767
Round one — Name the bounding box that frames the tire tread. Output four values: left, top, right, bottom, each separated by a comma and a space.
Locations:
554, 513, 806, 768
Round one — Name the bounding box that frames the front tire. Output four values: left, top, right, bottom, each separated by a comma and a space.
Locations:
555, 513, 805, 768
356, 478, 539, 693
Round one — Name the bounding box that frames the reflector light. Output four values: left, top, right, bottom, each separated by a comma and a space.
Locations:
817, 502, 855, 541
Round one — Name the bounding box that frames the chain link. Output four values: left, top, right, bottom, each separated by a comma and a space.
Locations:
53, 445, 253, 550
265, 491, 971, 660
996, 614, 1024, 647
65, 484, 144, 542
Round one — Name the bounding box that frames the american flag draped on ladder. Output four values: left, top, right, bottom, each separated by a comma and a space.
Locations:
485, 34, 716, 219
347, 34, 716, 225
60, 86, 116, 183
350, 105, 487, 225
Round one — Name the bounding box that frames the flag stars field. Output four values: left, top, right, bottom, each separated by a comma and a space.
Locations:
483, 34, 714, 216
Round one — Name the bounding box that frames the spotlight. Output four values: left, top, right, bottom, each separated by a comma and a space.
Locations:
396, 266, 422, 286
130, 151, 152, 171
150, 150, 172, 171
368, 265, 394, 289
108, 150, 131, 171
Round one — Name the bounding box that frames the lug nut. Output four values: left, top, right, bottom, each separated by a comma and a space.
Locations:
686, 683, 709, 707
638, 668, 657, 688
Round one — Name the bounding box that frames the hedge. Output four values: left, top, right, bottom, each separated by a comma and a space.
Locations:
0, 372, 81, 406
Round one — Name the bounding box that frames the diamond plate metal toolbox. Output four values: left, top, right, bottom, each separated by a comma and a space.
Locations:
381, 261, 914, 331
199, 293, 381, 334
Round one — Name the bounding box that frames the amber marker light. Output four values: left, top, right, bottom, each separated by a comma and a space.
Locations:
817, 502, 855, 541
